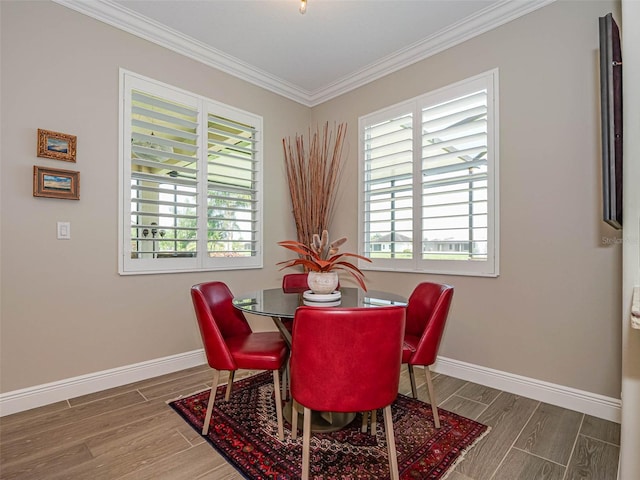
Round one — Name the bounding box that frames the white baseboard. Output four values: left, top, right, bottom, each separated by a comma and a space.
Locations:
432, 356, 622, 423
0, 349, 207, 417
0, 350, 621, 423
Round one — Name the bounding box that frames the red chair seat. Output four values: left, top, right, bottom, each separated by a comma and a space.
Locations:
226, 332, 289, 370
402, 336, 419, 363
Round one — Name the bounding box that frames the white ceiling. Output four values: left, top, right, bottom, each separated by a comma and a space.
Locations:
55, 0, 554, 106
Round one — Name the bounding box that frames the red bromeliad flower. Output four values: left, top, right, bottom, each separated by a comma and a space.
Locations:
277, 230, 372, 290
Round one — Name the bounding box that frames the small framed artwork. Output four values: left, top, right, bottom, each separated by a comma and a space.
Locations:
33, 166, 80, 200
37, 129, 77, 162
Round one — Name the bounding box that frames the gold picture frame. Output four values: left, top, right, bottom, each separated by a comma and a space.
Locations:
33, 166, 80, 200
37, 128, 77, 162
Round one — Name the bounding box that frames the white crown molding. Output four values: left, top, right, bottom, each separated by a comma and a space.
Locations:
308, 0, 556, 106
52, 0, 312, 105
53, 0, 555, 107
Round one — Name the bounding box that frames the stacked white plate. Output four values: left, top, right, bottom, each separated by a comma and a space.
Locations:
302, 290, 342, 307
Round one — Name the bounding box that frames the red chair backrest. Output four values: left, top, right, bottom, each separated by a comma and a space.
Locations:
191, 281, 252, 371
282, 273, 340, 293
281, 273, 309, 293
406, 282, 454, 366
290, 306, 405, 412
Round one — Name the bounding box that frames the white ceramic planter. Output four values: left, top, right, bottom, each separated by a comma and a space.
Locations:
307, 271, 339, 294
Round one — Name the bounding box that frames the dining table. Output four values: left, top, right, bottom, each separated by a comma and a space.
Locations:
232, 286, 408, 432
233, 287, 407, 345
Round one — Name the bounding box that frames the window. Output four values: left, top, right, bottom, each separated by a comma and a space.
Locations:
119, 70, 262, 274
359, 70, 499, 277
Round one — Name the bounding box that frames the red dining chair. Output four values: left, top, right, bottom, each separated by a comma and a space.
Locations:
281, 273, 310, 293
191, 281, 289, 440
282, 272, 340, 293
290, 306, 406, 480
403, 282, 454, 429
281, 273, 310, 334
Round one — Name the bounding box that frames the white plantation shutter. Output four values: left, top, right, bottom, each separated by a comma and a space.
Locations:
205, 111, 259, 263
120, 71, 262, 274
362, 109, 414, 260
359, 71, 499, 276
421, 89, 488, 261
129, 89, 200, 266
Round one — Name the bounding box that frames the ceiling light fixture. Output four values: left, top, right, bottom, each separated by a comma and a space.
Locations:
299, 0, 307, 15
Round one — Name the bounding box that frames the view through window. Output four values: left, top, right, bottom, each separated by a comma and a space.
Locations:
120, 71, 262, 274
359, 70, 499, 276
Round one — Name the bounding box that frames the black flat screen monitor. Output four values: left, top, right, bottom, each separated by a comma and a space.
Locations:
599, 13, 623, 229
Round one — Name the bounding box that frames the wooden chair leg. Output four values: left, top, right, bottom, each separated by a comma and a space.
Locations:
225, 370, 235, 401
361, 410, 376, 435
302, 406, 312, 480
383, 405, 400, 480
272, 370, 285, 441
280, 367, 287, 400
281, 364, 288, 401
370, 409, 377, 435
408, 364, 418, 399
291, 400, 299, 439
361, 411, 369, 433
424, 366, 440, 428
202, 369, 220, 435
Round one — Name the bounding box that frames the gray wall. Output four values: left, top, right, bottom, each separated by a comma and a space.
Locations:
0, 0, 309, 392
1, 0, 622, 401
315, 0, 622, 397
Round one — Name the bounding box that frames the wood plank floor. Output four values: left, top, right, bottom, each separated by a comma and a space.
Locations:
0, 365, 620, 479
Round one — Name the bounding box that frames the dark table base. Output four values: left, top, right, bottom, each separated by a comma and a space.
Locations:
283, 401, 356, 433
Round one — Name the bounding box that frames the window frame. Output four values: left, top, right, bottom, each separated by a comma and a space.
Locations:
118, 69, 263, 275
358, 69, 499, 277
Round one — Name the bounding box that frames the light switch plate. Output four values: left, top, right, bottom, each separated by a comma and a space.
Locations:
57, 222, 71, 240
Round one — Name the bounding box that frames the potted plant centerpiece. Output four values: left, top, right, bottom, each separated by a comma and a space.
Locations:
278, 230, 371, 294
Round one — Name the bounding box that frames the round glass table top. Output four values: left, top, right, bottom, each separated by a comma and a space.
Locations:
232, 287, 407, 319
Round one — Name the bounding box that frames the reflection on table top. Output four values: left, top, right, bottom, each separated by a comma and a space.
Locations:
232, 287, 407, 319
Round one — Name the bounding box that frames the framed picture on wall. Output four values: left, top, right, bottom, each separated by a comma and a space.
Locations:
33, 166, 80, 200
37, 129, 77, 162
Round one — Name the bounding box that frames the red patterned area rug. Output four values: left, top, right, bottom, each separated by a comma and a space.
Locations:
169, 371, 489, 480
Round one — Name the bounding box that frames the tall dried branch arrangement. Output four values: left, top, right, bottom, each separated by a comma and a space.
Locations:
282, 122, 347, 250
